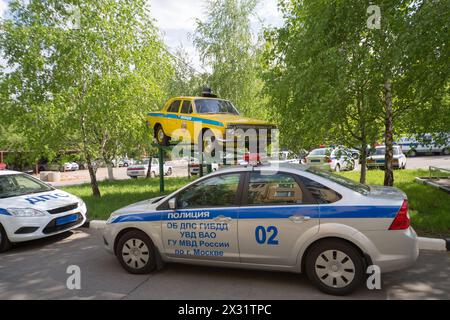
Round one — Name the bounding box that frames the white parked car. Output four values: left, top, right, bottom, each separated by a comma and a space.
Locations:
126, 159, 172, 178
305, 148, 355, 172
396, 134, 450, 156
367, 145, 407, 169
0, 170, 87, 252
103, 163, 418, 295
188, 157, 219, 175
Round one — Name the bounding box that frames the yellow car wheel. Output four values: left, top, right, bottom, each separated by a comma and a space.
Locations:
155, 125, 169, 146
201, 129, 217, 157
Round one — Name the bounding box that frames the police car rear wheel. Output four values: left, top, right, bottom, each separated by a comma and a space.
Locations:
0, 224, 12, 253
117, 230, 156, 274
305, 239, 364, 295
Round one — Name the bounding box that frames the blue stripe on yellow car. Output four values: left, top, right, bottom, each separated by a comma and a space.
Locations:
147, 112, 224, 127
111, 205, 399, 223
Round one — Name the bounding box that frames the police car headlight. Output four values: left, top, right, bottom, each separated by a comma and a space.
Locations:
77, 197, 87, 211
7, 208, 46, 217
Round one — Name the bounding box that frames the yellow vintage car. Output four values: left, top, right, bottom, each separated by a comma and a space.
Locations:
147, 95, 276, 155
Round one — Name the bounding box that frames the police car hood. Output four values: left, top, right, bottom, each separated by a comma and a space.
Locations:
113, 196, 165, 215
0, 189, 79, 211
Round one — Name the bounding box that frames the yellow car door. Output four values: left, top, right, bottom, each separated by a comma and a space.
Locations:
178, 100, 195, 143
164, 99, 182, 138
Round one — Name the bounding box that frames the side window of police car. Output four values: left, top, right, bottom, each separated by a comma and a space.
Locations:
298, 176, 342, 204
167, 100, 181, 113
175, 173, 241, 209
180, 100, 192, 114
246, 172, 307, 205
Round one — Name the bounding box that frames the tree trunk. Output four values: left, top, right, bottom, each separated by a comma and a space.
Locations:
383, 79, 394, 186
359, 140, 367, 184
146, 157, 152, 178
106, 162, 114, 181
86, 153, 101, 197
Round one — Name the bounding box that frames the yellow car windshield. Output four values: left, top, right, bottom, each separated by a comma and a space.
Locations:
195, 99, 239, 115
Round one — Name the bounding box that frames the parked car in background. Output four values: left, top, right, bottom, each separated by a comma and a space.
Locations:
396, 134, 450, 157
112, 158, 134, 167
38, 162, 63, 172
126, 158, 172, 178
0, 170, 87, 252
188, 157, 219, 175
367, 145, 406, 169
305, 148, 355, 172
269, 150, 300, 164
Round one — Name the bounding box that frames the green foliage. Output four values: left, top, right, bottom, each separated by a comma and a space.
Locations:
1, 0, 174, 191
340, 169, 450, 237
192, 0, 267, 119
263, 0, 449, 181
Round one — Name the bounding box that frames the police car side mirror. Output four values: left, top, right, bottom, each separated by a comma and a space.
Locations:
168, 198, 176, 210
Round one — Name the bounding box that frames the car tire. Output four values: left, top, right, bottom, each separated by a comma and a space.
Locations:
200, 129, 217, 157
116, 230, 157, 274
155, 125, 169, 146
334, 164, 341, 172
442, 148, 450, 156
130, 176, 138, 179
166, 168, 172, 176
0, 224, 12, 253
305, 239, 365, 296
407, 149, 417, 157
151, 171, 156, 178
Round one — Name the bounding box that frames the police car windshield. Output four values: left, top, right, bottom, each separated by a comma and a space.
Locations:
306, 168, 370, 195
0, 174, 53, 199
195, 99, 239, 115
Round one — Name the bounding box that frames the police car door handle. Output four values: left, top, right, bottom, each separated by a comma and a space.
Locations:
214, 215, 232, 222
289, 215, 311, 223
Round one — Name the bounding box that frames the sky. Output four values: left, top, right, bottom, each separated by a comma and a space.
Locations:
0, 0, 283, 71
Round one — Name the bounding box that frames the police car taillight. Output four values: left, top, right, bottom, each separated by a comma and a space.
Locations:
389, 200, 410, 230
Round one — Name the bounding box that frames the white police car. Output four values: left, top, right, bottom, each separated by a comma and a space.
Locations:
103, 163, 418, 295
0, 170, 87, 252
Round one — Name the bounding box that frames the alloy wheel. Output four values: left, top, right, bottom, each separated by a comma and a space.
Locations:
314, 249, 355, 289
121, 238, 150, 270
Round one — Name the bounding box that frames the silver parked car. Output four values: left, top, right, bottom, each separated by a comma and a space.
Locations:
305, 148, 355, 172
103, 163, 418, 295
367, 145, 407, 169
126, 158, 172, 178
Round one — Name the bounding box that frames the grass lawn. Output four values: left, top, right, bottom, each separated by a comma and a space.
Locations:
62, 177, 192, 220
62, 169, 449, 238
339, 169, 450, 238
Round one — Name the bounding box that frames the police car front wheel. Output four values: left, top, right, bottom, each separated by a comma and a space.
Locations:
305, 239, 365, 295
0, 224, 12, 253
116, 230, 157, 274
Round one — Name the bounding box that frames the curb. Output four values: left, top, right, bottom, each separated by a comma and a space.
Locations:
89, 220, 107, 230
418, 237, 448, 251
85, 221, 449, 252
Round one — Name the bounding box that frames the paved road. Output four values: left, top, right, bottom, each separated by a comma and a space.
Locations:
0, 229, 448, 300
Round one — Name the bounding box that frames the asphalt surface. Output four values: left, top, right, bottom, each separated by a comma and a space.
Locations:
0, 229, 448, 300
